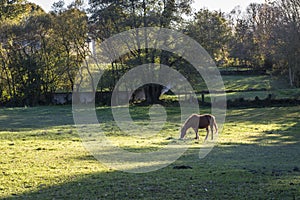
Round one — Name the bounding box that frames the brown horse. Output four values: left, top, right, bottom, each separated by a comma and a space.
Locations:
180, 114, 218, 140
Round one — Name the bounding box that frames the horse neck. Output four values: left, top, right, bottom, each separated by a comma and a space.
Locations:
180, 122, 190, 137
183, 119, 193, 130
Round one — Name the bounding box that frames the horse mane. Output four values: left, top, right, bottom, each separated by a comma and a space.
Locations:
182, 114, 198, 129
180, 114, 199, 138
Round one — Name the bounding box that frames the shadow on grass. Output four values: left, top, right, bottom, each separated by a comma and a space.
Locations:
0, 106, 74, 131
2, 106, 300, 199
0, 105, 183, 131
6, 134, 300, 199
5, 147, 300, 199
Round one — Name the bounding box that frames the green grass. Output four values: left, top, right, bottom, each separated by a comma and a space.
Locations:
161, 74, 299, 102
222, 75, 272, 90
182, 74, 274, 92
0, 105, 300, 199
161, 88, 300, 104
190, 74, 285, 91
222, 74, 293, 91
212, 88, 300, 102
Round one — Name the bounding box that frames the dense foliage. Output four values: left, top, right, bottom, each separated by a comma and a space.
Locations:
0, 0, 299, 106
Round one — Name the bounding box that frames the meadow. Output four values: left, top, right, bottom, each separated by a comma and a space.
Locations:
162, 74, 300, 104
1, 104, 300, 199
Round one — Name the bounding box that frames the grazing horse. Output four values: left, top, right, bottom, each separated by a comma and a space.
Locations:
180, 114, 218, 140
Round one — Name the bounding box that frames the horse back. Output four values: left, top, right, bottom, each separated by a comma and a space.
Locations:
198, 114, 213, 129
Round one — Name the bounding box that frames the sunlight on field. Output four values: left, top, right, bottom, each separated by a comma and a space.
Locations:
0, 106, 300, 199
222, 75, 272, 90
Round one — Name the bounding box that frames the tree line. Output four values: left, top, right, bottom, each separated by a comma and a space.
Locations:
0, 0, 299, 106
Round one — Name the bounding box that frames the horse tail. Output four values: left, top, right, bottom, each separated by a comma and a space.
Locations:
212, 115, 218, 134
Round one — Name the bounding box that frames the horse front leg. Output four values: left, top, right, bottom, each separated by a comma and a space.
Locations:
211, 125, 214, 140
194, 128, 199, 140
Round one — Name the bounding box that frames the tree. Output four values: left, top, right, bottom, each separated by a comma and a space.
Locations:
186, 9, 232, 66
250, 0, 299, 86
227, 3, 265, 68
227, 0, 299, 87
0, 1, 46, 105
0, 0, 90, 106
273, 0, 300, 87
51, 7, 89, 92
88, 0, 194, 104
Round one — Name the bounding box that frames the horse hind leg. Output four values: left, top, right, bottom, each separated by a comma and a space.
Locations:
204, 127, 209, 141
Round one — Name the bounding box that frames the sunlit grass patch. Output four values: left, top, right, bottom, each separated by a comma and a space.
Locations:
0, 105, 300, 199
222, 75, 272, 90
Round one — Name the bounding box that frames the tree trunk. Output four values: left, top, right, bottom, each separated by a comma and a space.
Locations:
289, 65, 294, 87
144, 84, 163, 104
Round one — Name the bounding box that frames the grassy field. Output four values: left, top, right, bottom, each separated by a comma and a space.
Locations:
1, 105, 300, 199
222, 75, 272, 90
194, 73, 291, 92
162, 75, 300, 103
